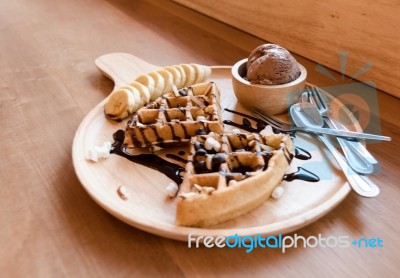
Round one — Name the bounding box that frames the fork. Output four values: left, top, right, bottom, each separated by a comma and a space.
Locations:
250, 110, 295, 133
307, 86, 379, 167
252, 107, 380, 197
306, 85, 378, 173
251, 109, 391, 141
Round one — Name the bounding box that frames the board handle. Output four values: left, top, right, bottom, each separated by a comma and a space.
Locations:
95, 53, 160, 90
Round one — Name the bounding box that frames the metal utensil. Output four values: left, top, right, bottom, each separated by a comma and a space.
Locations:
252, 109, 391, 141
306, 85, 379, 165
301, 90, 375, 174
289, 104, 380, 197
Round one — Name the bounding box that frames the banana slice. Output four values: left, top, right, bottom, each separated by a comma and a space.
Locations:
191, 63, 206, 84
172, 65, 187, 88
104, 89, 135, 120
130, 81, 151, 107
202, 65, 212, 81
120, 85, 141, 112
180, 64, 196, 87
148, 71, 165, 101
104, 63, 212, 120
135, 74, 155, 100
164, 66, 182, 89
157, 69, 174, 94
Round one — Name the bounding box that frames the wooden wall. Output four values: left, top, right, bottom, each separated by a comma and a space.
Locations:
172, 0, 400, 98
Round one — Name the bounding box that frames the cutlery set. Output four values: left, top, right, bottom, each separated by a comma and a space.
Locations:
252, 85, 391, 198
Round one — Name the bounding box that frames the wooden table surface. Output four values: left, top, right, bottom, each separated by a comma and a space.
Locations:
1, 0, 399, 277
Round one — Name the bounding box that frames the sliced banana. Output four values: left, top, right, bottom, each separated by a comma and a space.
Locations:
120, 85, 141, 112
130, 81, 151, 107
104, 88, 135, 120
148, 71, 165, 101
202, 65, 212, 81
135, 74, 155, 100
164, 66, 182, 89
157, 69, 174, 94
104, 63, 212, 120
191, 63, 206, 84
180, 64, 196, 87
172, 65, 187, 88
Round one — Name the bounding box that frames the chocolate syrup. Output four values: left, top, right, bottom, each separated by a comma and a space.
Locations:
261, 152, 273, 170
166, 154, 188, 164
112, 108, 318, 185
224, 108, 284, 134
111, 130, 184, 185
224, 109, 318, 181
283, 167, 320, 182
283, 146, 294, 164
224, 109, 313, 156
223, 119, 258, 133
224, 108, 266, 132
231, 165, 255, 175
294, 147, 312, 160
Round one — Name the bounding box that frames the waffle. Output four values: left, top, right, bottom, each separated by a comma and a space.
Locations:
176, 132, 293, 227
123, 82, 224, 148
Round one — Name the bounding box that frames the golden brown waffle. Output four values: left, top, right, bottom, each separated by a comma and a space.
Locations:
123, 82, 224, 148
176, 132, 293, 227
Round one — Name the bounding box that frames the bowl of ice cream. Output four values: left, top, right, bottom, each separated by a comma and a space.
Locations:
232, 44, 307, 115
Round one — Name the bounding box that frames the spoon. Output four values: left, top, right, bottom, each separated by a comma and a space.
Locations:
290, 103, 380, 197
292, 102, 374, 174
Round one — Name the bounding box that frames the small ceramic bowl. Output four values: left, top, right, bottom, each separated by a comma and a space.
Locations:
231, 58, 307, 115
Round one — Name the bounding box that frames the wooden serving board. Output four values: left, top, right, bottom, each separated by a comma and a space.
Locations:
72, 53, 356, 241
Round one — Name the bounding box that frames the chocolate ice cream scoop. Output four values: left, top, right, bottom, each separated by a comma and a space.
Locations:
247, 44, 301, 85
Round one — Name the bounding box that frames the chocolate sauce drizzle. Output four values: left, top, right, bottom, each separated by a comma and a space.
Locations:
111, 108, 319, 184
223, 108, 267, 132
166, 153, 188, 164
283, 167, 320, 182
224, 108, 295, 135
294, 147, 312, 160
111, 130, 184, 185
223, 108, 319, 182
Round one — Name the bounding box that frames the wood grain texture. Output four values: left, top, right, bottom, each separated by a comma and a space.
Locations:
172, 0, 400, 98
0, 0, 399, 277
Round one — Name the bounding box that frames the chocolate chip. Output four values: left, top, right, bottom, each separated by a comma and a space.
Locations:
194, 142, 203, 151
196, 128, 208, 135
179, 89, 188, 96
193, 161, 207, 173
195, 148, 207, 157
194, 148, 207, 163
211, 153, 226, 171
